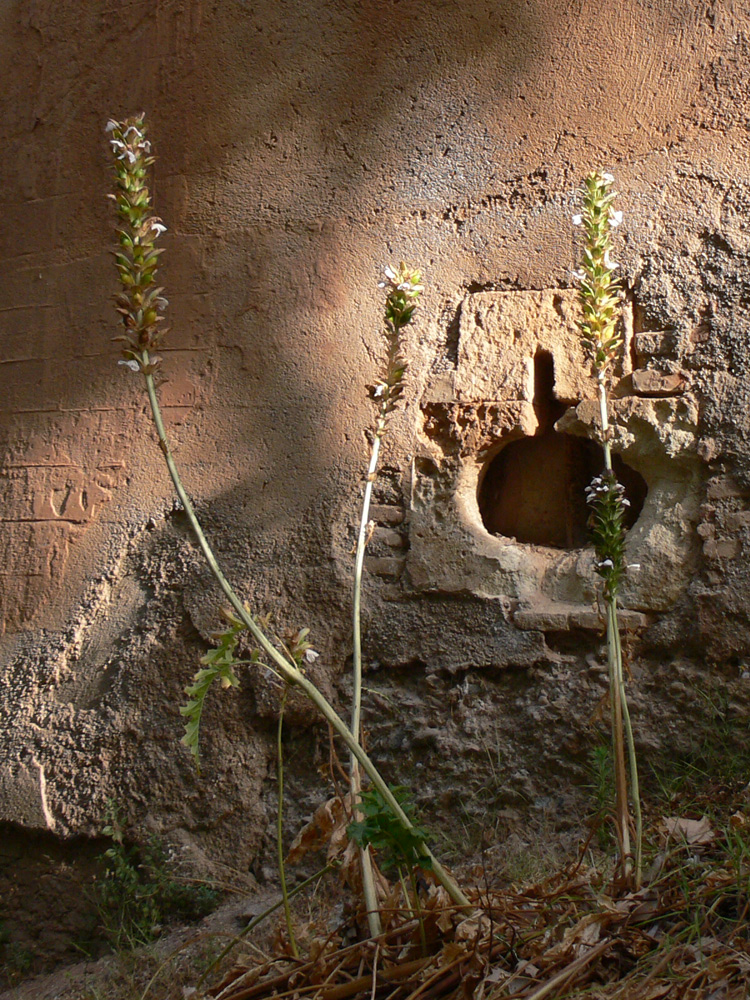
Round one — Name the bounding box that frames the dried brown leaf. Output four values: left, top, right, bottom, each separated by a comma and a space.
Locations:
545, 911, 606, 962
454, 912, 491, 943
662, 815, 716, 845
286, 795, 349, 865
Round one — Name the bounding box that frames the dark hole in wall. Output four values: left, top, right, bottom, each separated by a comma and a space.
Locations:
478, 351, 647, 548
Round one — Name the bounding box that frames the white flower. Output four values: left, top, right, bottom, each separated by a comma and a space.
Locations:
603, 250, 618, 270
151, 221, 167, 236
383, 265, 397, 282
109, 138, 125, 150
105, 119, 119, 133
373, 384, 385, 398
621, 498, 631, 507
602, 172, 615, 184
125, 149, 137, 164
118, 359, 140, 372
304, 648, 319, 664
597, 558, 614, 569
572, 213, 583, 226
610, 210, 623, 228
627, 563, 641, 571
123, 125, 143, 140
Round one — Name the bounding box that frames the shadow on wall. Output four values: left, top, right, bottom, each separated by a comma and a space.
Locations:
0, 0, 549, 636
0, 0, 719, 641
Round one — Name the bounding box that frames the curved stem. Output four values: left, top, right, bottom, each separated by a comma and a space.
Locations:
140, 357, 470, 911
277, 686, 298, 957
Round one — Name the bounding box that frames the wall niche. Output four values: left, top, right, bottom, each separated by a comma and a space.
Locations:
407, 290, 703, 625
478, 351, 647, 549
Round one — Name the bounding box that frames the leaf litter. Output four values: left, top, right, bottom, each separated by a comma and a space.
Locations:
200, 794, 750, 1000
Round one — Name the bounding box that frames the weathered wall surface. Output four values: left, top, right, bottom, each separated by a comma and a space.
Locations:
2, 0, 750, 893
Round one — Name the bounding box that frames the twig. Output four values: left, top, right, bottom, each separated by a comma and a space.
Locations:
515, 937, 613, 1000
370, 942, 380, 1000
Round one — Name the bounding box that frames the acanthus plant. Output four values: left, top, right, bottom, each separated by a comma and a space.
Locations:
574, 170, 642, 887
105, 114, 471, 925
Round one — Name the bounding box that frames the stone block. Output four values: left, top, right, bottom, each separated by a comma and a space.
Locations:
455, 290, 591, 404
364, 556, 406, 578
706, 477, 749, 500
369, 504, 405, 526
704, 538, 742, 559
630, 370, 686, 397
513, 608, 570, 630
513, 603, 649, 632
372, 527, 406, 548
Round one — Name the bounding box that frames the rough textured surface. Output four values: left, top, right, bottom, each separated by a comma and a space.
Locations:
2, 0, 750, 961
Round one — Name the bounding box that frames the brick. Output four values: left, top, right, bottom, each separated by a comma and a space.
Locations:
630, 370, 686, 397
372, 527, 406, 548
364, 556, 405, 578
369, 504, 405, 526
569, 608, 649, 630
514, 605, 649, 631
513, 609, 570, 630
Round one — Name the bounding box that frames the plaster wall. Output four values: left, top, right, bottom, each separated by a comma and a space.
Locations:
2, 0, 750, 886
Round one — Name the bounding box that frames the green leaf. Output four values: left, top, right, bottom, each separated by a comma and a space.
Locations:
181, 618, 246, 772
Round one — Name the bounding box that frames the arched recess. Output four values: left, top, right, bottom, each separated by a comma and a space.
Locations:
477, 351, 647, 548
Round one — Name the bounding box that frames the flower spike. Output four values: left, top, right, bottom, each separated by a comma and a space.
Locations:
373, 262, 422, 422
576, 171, 623, 378
106, 114, 169, 369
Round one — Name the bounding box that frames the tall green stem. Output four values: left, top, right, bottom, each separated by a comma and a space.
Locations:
577, 170, 642, 888
613, 619, 642, 887
351, 415, 386, 937
606, 598, 631, 873
597, 374, 612, 473
140, 354, 470, 911
352, 418, 384, 750
350, 262, 422, 935
598, 372, 639, 884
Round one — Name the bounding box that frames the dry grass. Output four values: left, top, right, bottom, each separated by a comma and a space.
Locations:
203, 791, 750, 1000
3, 755, 748, 1000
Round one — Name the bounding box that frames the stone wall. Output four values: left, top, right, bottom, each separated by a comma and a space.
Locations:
2, 0, 750, 885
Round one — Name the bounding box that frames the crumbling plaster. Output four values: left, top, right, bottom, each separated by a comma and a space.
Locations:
1, 0, 750, 880
409, 289, 704, 617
